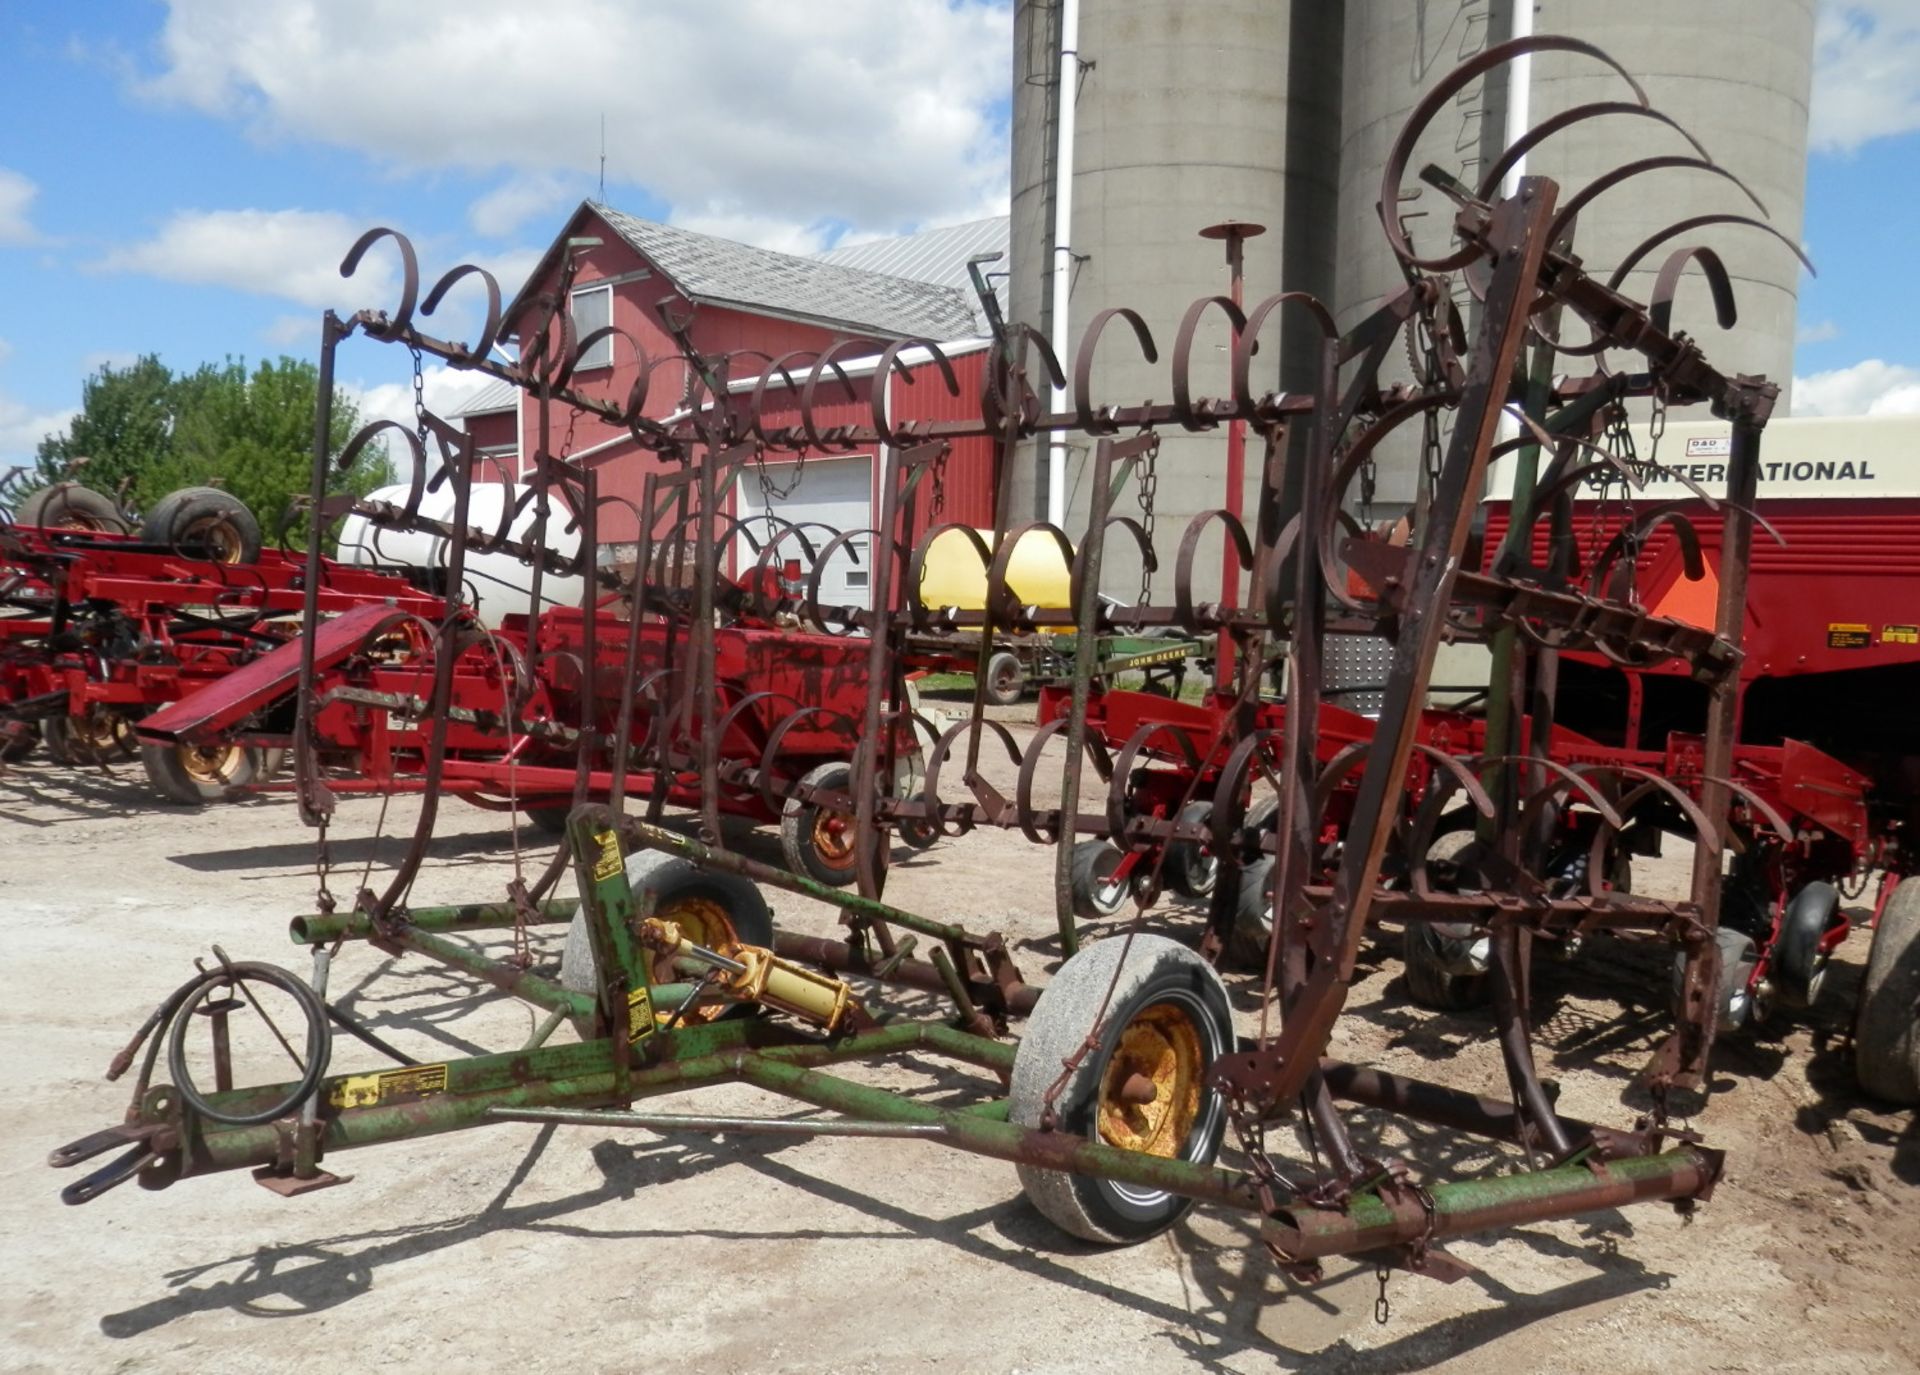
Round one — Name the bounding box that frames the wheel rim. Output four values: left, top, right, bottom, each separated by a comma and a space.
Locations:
64, 711, 130, 759
1097, 1002, 1204, 1159
811, 809, 857, 873
178, 743, 248, 786
991, 662, 1018, 695
179, 512, 246, 564
650, 895, 746, 1024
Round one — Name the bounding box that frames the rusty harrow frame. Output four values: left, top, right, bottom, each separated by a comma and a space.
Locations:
54, 38, 1804, 1284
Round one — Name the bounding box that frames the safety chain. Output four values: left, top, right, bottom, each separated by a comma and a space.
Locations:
930, 445, 948, 517
1375, 1264, 1393, 1324
1136, 438, 1159, 605
753, 448, 807, 540
409, 344, 429, 448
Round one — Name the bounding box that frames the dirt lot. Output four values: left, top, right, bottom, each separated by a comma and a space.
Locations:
2, 742, 1916, 1374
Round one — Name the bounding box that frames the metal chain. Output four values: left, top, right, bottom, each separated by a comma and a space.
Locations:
930, 446, 948, 517
753, 448, 806, 540
1374, 1264, 1393, 1324
409, 344, 428, 447
1137, 439, 1159, 605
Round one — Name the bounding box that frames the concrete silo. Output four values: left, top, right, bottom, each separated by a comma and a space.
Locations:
1008, 0, 1346, 600
1335, 0, 1816, 506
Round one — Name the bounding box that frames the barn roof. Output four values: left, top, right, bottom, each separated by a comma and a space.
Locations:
813, 216, 1008, 334
588, 203, 979, 342
458, 378, 519, 417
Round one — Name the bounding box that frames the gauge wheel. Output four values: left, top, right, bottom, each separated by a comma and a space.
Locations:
43, 710, 137, 765
896, 791, 939, 851
1403, 921, 1493, 1011
1010, 933, 1233, 1243
1070, 839, 1132, 921
559, 850, 775, 1035
981, 650, 1024, 707
139, 740, 260, 804
780, 761, 862, 888
1854, 876, 1920, 1105
0, 720, 39, 762
140, 487, 262, 565
1221, 855, 1278, 971
1774, 881, 1839, 1011
13, 483, 131, 534
1164, 803, 1219, 899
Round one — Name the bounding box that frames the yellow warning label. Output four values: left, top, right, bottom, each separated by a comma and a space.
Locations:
1884, 624, 1918, 645
626, 985, 655, 1044
592, 829, 624, 883
1828, 623, 1873, 650
327, 1062, 449, 1110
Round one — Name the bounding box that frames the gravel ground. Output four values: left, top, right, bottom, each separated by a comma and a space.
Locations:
1, 741, 1915, 1374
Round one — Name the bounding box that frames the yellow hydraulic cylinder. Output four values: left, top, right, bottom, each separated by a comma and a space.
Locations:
640, 919, 863, 1034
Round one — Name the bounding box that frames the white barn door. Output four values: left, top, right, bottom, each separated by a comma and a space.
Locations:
734, 454, 875, 610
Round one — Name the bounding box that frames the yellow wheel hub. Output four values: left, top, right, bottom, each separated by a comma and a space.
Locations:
650, 895, 744, 1025
178, 743, 247, 786
180, 514, 245, 564
1097, 1002, 1204, 1158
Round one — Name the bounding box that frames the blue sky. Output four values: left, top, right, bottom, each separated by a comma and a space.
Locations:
0, 1, 1916, 467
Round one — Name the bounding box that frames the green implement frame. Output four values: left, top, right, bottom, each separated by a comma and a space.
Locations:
54, 806, 1719, 1272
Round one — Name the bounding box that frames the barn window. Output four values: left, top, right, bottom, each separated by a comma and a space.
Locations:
571, 285, 613, 370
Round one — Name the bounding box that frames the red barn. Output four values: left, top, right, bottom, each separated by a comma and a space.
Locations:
463, 203, 1006, 609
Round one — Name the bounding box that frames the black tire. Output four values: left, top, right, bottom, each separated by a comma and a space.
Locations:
1164, 803, 1219, 900
1224, 855, 1277, 971
1854, 877, 1920, 1105
559, 850, 775, 1035
1069, 839, 1131, 921
0, 720, 38, 762
1009, 934, 1233, 1244
526, 804, 572, 836
1670, 927, 1759, 1033
41, 712, 136, 765
896, 792, 939, 851
140, 488, 261, 564
981, 650, 1024, 707
1402, 922, 1492, 1011
139, 741, 260, 804
1774, 881, 1839, 1011
14, 483, 130, 534
780, 761, 861, 888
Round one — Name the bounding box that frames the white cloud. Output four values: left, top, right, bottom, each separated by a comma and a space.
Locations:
94, 208, 402, 311
1796, 318, 1841, 345
0, 168, 42, 246
0, 392, 77, 465
81, 350, 140, 374
1812, 3, 1920, 153
263, 313, 316, 347
670, 208, 835, 258
139, 1, 1011, 245
469, 173, 578, 239
1792, 358, 1920, 416
343, 363, 505, 441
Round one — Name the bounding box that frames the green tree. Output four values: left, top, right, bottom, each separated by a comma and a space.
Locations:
35, 354, 391, 540
33, 354, 175, 498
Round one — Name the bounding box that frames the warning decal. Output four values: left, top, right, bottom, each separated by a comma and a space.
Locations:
1828, 623, 1873, 650
592, 829, 624, 883
626, 984, 655, 1044
328, 1063, 449, 1110
1885, 625, 1918, 645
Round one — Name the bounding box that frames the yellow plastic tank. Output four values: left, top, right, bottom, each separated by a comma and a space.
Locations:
917, 527, 1072, 618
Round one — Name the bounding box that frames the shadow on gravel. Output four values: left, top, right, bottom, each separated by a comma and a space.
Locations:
0, 759, 279, 823
95, 1126, 820, 1340
165, 824, 555, 874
